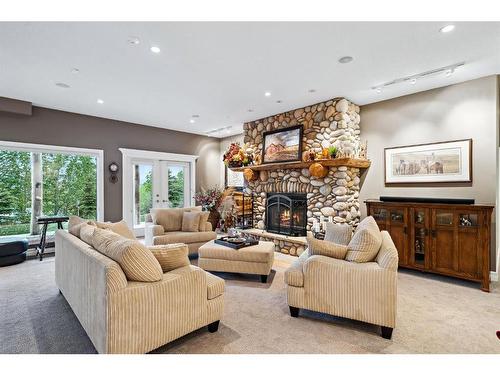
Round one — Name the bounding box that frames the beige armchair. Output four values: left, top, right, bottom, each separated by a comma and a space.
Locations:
145, 207, 217, 255
285, 230, 398, 339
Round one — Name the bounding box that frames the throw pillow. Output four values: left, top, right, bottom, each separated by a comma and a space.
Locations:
68, 216, 95, 238
198, 211, 210, 232
79, 223, 96, 245
148, 243, 190, 272
95, 220, 136, 240
182, 211, 201, 232
307, 234, 348, 259
345, 216, 382, 263
324, 222, 353, 246
91, 228, 163, 282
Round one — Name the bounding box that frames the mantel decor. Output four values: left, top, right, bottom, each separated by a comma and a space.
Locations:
384, 139, 472, 184
262, 125, 303, 164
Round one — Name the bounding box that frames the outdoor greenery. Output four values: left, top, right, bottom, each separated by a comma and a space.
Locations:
0, 150, 97, 236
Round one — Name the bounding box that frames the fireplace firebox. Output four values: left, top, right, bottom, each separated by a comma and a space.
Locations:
265, 193, 307, 237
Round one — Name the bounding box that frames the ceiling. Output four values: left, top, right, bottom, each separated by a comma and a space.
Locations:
0, 22, 499, 137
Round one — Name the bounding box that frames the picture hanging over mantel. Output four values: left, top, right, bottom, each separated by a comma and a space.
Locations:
384, 139, 472, 184
262, 125, 303, 164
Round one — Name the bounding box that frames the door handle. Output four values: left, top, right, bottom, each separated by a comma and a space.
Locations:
431, 229, 437, 237
156, 200, 160, 203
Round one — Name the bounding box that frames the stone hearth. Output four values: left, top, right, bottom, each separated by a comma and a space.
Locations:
241, 97, 365, 254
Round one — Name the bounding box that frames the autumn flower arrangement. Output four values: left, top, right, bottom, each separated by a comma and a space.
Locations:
223, 143, 253, 168
194, 187, 223, 211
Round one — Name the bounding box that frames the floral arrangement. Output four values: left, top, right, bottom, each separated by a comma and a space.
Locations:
223, 143, 253, 168
194, 187, 223, 211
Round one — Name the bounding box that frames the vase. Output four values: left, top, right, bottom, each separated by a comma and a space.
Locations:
208, 209, 221, 230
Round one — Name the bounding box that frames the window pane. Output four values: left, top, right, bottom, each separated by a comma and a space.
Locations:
168, 166, 185, 208
133, 164, 153, 226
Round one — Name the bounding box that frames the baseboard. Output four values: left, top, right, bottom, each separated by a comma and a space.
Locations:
490, 271, 498, 282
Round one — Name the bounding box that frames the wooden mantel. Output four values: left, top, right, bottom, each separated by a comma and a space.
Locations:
230, 157, 371, 172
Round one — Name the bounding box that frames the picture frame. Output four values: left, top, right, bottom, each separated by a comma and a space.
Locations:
384, 139, 472, 184
261, 125, 303, 164
225, 165, 244, 188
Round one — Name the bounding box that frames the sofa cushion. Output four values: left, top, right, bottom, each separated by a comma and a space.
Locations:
91, 228, 163, 282
154, 230, 216, 245
324, 222, 352, 246
68, 216, 95, 238
95, 220, 136, 240
307, 235, 348, 259
206, 272, 225, 300
182, 211, 201, 232
198, 211, 210, 231
148, 243, 190, 272
151, 206, 202, 232
80, 223, 96, 245
345, 216, 382, 263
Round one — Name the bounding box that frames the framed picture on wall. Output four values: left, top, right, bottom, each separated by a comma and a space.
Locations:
225, 165, 244, 188
261, 125, 303, 164
384, 139, 472, 184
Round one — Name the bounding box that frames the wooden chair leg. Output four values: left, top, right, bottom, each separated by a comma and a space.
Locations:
208, 320, 220, 333
381, 326, 393, 339
289, 306, 299, 317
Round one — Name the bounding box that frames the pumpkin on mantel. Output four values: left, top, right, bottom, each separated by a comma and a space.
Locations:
309, 162, 328, 178
243, 168, 258, 181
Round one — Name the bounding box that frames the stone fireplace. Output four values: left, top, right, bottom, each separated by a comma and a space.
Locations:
266, 193, 307, 237
240, 97, 367, 256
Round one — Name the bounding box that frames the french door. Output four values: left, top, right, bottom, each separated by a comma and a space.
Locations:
124, 157, 193, 236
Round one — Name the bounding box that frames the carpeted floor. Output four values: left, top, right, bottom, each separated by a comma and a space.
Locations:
1, 253, 499, 354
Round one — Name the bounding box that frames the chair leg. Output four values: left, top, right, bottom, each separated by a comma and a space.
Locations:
289, 306, 299, 318
208, 320, 220, 333
381, 326, 393, 339
260, 275, 268, 283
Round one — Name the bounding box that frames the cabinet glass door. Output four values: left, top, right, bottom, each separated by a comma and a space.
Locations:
412, 209, 429, 268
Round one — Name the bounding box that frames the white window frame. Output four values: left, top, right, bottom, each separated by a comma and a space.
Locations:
119, 148, 198, 230
0, 140, 104, 221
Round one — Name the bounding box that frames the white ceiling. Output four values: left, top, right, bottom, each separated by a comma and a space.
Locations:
0, 22, 499, 137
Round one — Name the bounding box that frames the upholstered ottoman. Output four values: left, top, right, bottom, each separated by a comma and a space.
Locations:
198, 240, 275, 283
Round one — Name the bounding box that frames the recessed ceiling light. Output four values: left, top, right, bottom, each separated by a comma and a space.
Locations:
71, 68, 80, 74
55, 82, 70, 88
338, 56, 353, 64
247, 109, 254, 112
264, 92, 271, 97
439, 25, 455, 33
409, 78, 417, 85
192, 114, 200, 118
189, 119, 195, 124
150, 46, 161, 54
445, 68, 454, 77
97, 99, 104, 104
276, 100, 282, 104
375, 87, 382, 93
128, 36, 140, 45
308, 89, 316, 93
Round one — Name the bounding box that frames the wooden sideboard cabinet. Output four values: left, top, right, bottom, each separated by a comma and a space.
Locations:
365, 200, 494, 292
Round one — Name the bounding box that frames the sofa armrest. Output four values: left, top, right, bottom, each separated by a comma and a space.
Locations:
376, 231, 399, 271
284, 249, 309, 287
144, 224, 165, 246
203, 222, 213, 232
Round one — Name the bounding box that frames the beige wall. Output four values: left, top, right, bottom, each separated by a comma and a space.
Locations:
359, 75, 499, 271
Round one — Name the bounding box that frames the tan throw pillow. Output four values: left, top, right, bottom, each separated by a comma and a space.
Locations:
182, 211, 201, 232
79, 224, 96, 245
151, 207, 202, 232
307, 234, 348, 259
91, 228, 163, 282
198, 211, 210, 231
68, 216, 95, 238
148, 244, 190, 272
95, 220, 136, 240
324, 222, 353, 246
345, 216, 382, 263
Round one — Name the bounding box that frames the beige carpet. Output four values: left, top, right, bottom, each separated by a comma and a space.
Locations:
1, 253, 499, 353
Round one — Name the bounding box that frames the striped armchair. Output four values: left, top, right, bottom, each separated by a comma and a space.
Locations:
285, 230, 398, 339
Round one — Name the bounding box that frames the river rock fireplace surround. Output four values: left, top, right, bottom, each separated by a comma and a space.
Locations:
238, 97, 370, 256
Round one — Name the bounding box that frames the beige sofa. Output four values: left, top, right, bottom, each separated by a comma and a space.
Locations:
145, 206, 216, 255
285, 230, 398, 339
55, 230, 224, 354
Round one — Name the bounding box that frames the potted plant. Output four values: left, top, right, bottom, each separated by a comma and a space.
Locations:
194, 187, 223, 229
328, 146, 338, 159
